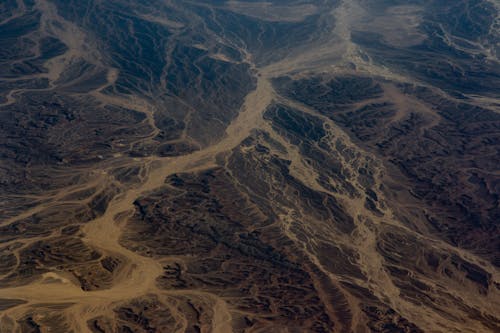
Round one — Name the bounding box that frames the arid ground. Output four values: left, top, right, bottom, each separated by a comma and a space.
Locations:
0, 0, 499, 332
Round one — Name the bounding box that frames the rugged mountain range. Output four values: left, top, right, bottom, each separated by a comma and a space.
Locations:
0, 0, 499, 332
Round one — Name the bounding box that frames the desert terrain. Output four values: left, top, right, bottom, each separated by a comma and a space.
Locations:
0, 0, 499, 332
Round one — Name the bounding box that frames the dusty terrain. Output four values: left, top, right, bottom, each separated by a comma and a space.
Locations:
0, 0, 499, 332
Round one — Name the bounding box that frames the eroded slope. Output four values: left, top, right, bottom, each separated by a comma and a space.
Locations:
0, 0, 499, 332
